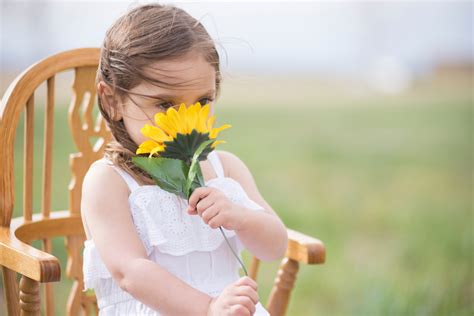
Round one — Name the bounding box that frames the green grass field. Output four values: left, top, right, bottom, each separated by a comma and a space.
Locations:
1, 78, 472, 315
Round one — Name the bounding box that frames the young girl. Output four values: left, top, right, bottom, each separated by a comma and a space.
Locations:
81, 3, 288, 315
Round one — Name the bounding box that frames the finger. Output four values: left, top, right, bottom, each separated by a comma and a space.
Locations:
231, 297, 255, 315
201, 206, 219, 224
235, 276, 258, 291
187, 203, 198, 215
207, 211, 224, 229
235, 285, 259, 304
196, 198, 215, 217
229, 304, 251, 316
188, 187, 212, 210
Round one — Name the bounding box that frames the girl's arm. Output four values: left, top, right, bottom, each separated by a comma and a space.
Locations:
218, 150, 289, 261
119, 258, 213, 314
81, 163, 212, 315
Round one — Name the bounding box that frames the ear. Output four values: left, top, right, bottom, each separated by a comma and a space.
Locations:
97, 81, 123, 121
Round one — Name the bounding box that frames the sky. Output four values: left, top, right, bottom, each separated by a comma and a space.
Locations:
1, 0, 472, 83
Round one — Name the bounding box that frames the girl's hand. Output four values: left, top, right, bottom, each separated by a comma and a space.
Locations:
207, 276, 259, 316
187, 187, 248, 231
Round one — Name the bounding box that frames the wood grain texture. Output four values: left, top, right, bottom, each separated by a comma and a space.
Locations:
68, 66, 111, 218
0, 47, 100, 226
42, 75, 55, 219
42, 75, 56, 316
0, 48, 101, 315
249, 255, 261, 281
2, 266, 20, 316
286, 228, 326, 264
263, 229, 326, 314
23, 93, 34, 222
268, 258, 300, 316
19, 275, 41, 315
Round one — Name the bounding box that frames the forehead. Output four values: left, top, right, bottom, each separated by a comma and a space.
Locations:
133, 52, 216, 99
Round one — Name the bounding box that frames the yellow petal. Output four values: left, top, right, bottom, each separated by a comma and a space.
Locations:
197, 103, 211, 133
183, 106, 192, 133
211, 140, 226, 149
193, 101, 202, 111
206, 115, 216, 132
166, 106, 186, 135
140, 124, 172, 143
210, 124, 232, 139
149, 144, 165, 158
185, 103, 199, 133
136, 140, 162, 155
140, 101, 229, 157
177, 103, 188, 133
165, 107, 182, 132
154, 112, 177, 138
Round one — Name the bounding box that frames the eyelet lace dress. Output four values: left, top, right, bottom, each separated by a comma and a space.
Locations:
82, 151, 270, 315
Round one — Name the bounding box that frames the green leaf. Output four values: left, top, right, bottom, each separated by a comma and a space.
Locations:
132, 135, 218, 200
187, 164, 204, 200
132, 156, 189, 199
184, 139, 216, 198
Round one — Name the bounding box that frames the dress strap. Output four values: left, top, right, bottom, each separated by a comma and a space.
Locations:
207, 150, 225, 178
91, 157, 140, 192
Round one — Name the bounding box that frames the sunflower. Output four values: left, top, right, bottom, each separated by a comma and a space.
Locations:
132, 101, 247, 277
136, 102, 231, 162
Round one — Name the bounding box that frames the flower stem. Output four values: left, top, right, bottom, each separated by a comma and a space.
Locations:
218, 226, 248, 276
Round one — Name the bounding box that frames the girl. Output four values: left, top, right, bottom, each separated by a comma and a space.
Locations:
81, 3, 288, 315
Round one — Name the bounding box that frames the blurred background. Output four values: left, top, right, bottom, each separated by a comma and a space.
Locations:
1, 0, 472, 315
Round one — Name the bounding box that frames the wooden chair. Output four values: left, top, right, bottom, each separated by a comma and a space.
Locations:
0, 48, 326, 316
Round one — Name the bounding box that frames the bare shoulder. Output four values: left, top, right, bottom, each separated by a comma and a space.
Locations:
214, 149, 245, 177
81, 160, 130, 238
82, 160, 130, 207
83, 160, 129, 191
81, 159, 148, 282
214, 150, 278, 217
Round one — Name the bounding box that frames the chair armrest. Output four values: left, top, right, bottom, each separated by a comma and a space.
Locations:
0, 224, 61, 282
286, 228, 325, 264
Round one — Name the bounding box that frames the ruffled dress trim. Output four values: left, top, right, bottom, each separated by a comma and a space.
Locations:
129, 176, 265, 258
82, 239, 112, 291
82, 153, 265, 292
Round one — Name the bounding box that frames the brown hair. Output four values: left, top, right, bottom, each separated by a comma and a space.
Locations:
96, 3, 222, 185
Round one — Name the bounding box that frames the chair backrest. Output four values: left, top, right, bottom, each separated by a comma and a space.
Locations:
1, 47, 325, 316
0, 47, 110, 315
0, 47, 267, 316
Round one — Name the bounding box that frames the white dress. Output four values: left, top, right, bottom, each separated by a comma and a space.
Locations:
82, 151, 270, 315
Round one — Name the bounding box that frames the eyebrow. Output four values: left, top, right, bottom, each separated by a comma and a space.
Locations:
148, 89, 216, 100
